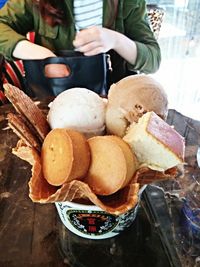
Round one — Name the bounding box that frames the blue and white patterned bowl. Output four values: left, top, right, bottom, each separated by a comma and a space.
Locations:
55, 185, 146, 239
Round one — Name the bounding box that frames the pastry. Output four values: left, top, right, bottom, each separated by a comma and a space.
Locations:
123, 111, 185, 171
105, 74, 168, 137
41, 128, 90, 186
85, 135, 138, 195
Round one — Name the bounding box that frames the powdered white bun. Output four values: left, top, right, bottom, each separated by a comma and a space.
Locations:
47, 88, 106, 137
106, 75, 168, 137
123, 111, 185, 171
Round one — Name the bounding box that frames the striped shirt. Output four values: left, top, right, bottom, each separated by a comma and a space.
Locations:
73, 0, 103, 31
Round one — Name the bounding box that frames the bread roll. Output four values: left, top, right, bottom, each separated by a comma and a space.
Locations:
47, 88, 106, 138
41, 129, 90, 186
85, 135, 138, 195
106, 74, 168, 137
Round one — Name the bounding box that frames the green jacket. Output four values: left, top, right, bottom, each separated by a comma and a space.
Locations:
0, 0, 161, 83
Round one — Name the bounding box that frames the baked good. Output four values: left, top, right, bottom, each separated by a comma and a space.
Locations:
13, 140, 139, 215
47, 87, 106, 138
85, 135, 138, 195
105, 74, 168, 137
123, 111, 185, 171
41, 128, 90, 186
7, 113, 41, 151
105, 135, 138, 187
4, 83, 50, 141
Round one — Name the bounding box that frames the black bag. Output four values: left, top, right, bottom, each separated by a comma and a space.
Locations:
23, 51, 110, 99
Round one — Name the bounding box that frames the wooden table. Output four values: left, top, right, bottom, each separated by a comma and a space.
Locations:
0, 104, 199, 267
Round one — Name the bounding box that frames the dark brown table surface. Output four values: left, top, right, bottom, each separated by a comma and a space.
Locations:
0, 104, 200, 267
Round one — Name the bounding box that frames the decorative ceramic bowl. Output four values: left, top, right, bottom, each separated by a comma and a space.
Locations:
55, 185, 146, 239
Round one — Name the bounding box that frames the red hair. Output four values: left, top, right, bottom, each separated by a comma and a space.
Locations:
35, 0, 118, 28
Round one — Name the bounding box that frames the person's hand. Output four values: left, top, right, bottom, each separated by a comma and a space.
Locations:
73, 26, 116, 56
44, 63, 70, 78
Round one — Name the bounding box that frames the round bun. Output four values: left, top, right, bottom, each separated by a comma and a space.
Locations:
106, 74, 168, 137
47, 88, 106, 137
85, 135, 138, 195
41, 128, 90, 186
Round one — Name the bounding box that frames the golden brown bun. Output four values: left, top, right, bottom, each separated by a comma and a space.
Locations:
106, 74, 168, 137
105, 136, 138, 187
41, 129, 90, 186
13, 141, 139, 215
66, 129, 91, 181
85, 135, 138, 195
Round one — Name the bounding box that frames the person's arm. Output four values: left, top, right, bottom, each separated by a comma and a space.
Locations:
73, 27, 138, 65
13, 40, 56, 59
0, 0, 34, 60
123, 0, 161, 73
0, 0, 55, 60
73, 0, 161, 74
13, 40, 69, 78
0, 0, 68, 77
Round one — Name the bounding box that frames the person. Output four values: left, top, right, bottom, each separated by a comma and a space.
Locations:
0, 0, 161, 94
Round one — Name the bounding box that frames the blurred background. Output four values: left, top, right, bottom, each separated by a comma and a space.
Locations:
0, 0, 6, 8
147, 0, 200, 120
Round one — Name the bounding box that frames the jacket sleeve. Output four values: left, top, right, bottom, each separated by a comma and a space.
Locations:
124, 0, 161, 74
0, 0, 34, 60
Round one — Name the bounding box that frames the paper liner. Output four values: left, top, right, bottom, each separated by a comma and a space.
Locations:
13, 141, 139, 215
13, 141, 178, 215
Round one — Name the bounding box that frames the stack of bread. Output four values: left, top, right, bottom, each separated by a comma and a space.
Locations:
4, 74, 185, 215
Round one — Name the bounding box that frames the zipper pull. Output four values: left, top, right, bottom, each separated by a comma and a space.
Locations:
106, 54, 113, 72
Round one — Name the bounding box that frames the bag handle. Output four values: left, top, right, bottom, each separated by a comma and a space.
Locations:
42, 57, 73, 78
43, 57, 73, 67
42, 51, 86, 77
42, 53, 111, 80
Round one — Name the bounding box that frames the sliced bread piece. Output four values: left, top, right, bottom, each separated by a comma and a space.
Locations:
123, 111, 185, 171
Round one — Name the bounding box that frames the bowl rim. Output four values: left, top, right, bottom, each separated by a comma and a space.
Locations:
56, 185, 147, 211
